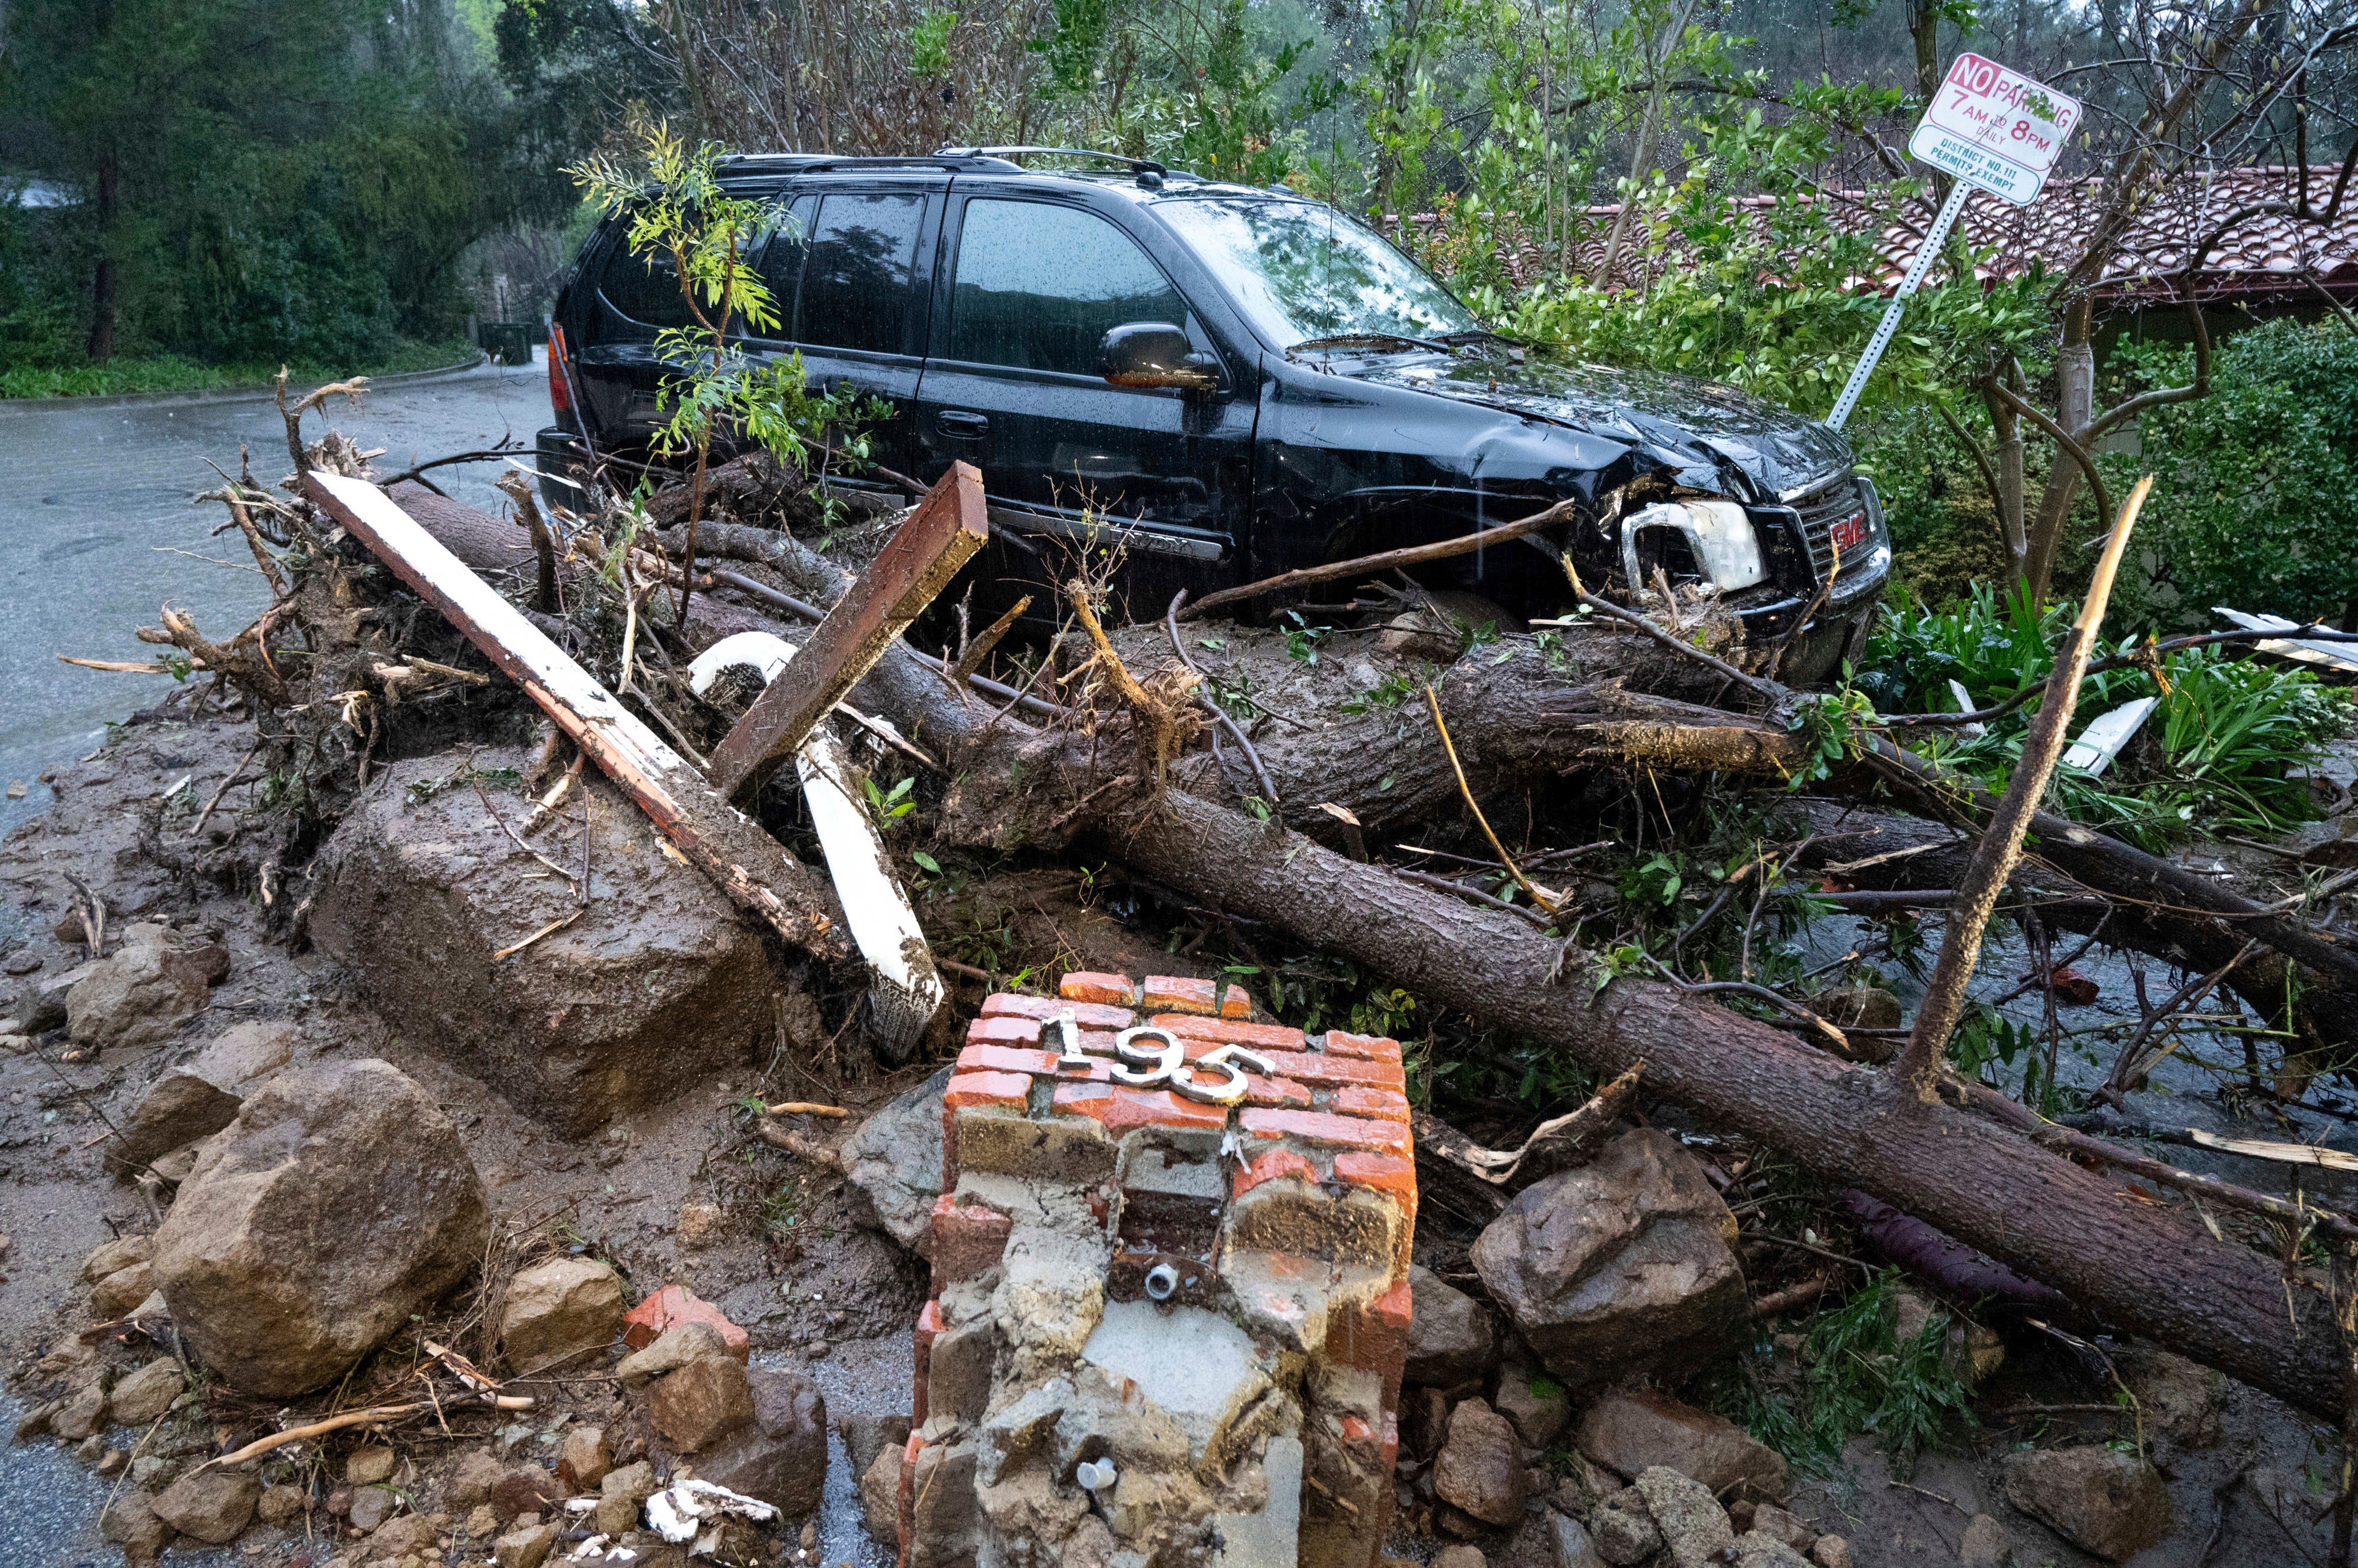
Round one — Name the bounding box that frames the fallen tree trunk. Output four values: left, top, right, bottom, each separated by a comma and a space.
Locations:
1102, 788, 2344, 1418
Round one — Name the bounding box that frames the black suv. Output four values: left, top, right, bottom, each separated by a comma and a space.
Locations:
541, 149, 1888, 681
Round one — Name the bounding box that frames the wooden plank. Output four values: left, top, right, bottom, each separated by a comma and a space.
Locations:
707, 462, 988, 801
301, 470, 846, 961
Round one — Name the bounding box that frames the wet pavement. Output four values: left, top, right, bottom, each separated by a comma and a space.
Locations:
0, 354, 555, 840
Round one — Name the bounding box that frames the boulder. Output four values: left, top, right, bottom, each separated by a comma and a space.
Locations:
840, 1065, 951, 1254
152, 1467, 261, 1543
557, 1426, 613, 1491
1493, 1363, 1569, 1448
862, 1443, 906, 1542
107, 1358, 185, 1425
100, 1488, 173, 1564
308, 750, 775, 1134
1589, 1487, 1663, 1566
67, 924, 223, 1050
152, 1058, 490, 1396
692, 1366, 828, 1516
836, 1409, 913, 1480
647, 1355, 756, 1452
1407, 1264, 1497, 1389
1575, 1388, 1789, 1503
2001, 1445, 2170, 1561
1434, 1398, 1526, 1529
499, 1257, 627, 1371
1635, 1467, 1734, 1568
106, 1022, 295, 1177
1470, 1128, 1747, 1388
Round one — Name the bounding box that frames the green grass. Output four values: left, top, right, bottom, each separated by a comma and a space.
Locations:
0, 336, 483, 399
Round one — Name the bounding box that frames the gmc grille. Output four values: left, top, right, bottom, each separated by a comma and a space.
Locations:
1788, 472, 1872, 586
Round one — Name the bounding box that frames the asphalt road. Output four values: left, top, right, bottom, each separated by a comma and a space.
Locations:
0, 354, 554, 839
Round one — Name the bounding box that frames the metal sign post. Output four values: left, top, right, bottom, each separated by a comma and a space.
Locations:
1824, 52, 2083, 431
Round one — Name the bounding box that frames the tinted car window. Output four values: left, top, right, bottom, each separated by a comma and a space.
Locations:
597, 232, 694, 330
798, 193, 926, 355
1153, 197, 1476, 347
949, 199, 1188, 375
755, 196, 816, 332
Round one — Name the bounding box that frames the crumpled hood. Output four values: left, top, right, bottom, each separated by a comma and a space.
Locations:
1339, 348, 1854, 500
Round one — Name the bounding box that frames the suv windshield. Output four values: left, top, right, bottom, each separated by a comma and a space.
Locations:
1154, 196, 1478, 350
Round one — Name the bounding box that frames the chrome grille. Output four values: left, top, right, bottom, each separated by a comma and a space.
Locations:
1787, 472, 1870, 584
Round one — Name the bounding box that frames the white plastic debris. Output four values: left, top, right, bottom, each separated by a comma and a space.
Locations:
687, 632, 945, 1054
1076, 1457, 1119, 1491
1947, 680, 1985, 736
2063, 696, 2158, 776
644, 1478, 782, 1543
565, 1534, 638, 1562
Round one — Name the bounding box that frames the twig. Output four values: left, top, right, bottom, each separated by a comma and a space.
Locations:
1167, 591, 1279, 805
495, 909, 583, 961
1898, 476, 2152, 1102
1551, 556, 1783, 707
1425, 684, 1558, 914
1178, 496, 1580, 620
765, 1102, 850, 1118
1395, 867, 1560, 930
190, 743, 263, 839
198, 1392, 535, 1471
950, 595, 1030, 692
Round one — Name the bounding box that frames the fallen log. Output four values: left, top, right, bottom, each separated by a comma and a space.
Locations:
1100, 787, 2346, 1418
302, 472, 846, 963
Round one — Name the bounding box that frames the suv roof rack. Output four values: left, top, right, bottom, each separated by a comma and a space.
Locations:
716, 152, 1022, 174
934, 146, 1204, 186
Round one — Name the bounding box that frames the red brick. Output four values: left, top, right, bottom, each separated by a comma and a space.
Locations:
1141, 974, 1220, 1014
1051, 1081, 1230, 1135
1059, 971, 1137, 1006
1233, 1147, 1321, 1200
980, 991, 1136, 1029
898, 1429, 923, 1554
965, 1014, 1048, 1045
913, 1300, 944, 1426
1240, 1107, 1411, 1157
943, 1070, 1033, 1112
956, 1042, 1059, 1076
1323, 1030, 1404, 1063
930, 1195, 1013, 1293
621, 1284, 749, 1359
1333, 1151, 1418, 1214
1261, 1049, 1407, 1092
1332, 1084, 1411, 1122
1243, 1073, 1314, 1111
1220, 983, 1254, 1020
1329, 1277, 1414, 1380
1342, 1414, 1375, 1443
1149, 1014, 1307, 1052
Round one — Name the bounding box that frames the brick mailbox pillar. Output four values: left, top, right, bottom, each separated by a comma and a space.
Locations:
899, 972, 1417, 1568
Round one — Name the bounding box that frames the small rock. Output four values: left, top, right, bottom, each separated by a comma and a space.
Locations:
51, 1381, 108, 1441
676, 1200, 726, 1249
95, 1448, 128, 1477
1493, 1362, 1569, 1448
1550, 1452, 1619, 1518
2002, 1446, 2169, 1560
1811, 1536, 1853, 1568
595, 1459, 657, 1536
347, 1484, 396, 1532
12, 1399, 61, 1442
100, 1488, 173, 1563
92, 1260, 156, 1319
1407, 1264, 1496, 1388
499, 1256, 627, 1372
2116, 1343, 2226, 1448
1589, 1487, 1663, 1566
617, 1319, 737, 1387
1434, 1398, 1526, 1529
130, 1455, 172, 1487
1548, 1511, 1606, 1568
466, 1503, 500, 1537
648, 1355, 758, 1454
77, 1432, 107, 1462
557, 1425, 613, 1491
1749, 1503, 1815, 1553
106, 1072, 242, 1180
1435, 1549, 1487, 1568
1635, 1466, 1735, 1568
84, 1233, 155, 1283
1958, 1512, 2008, 1566
493, 1520, 559, 1568
838, 1065, 950, 1254
861, 1444, 904, 1543
448, 1449, 508, 1509
834, 1409, 912, 1480
258, 1484, 306, 1523
1814, 984, 1901, 1032
369, 1513, 440, 1557
488, 1466, 562, 1520
67, 924, 218, 1050
620, 1283, 749, 1359
1575, 1388, 1789, 1502
1728, 1530, 1814, 1567
346, 1444, 397, 1485
152, 1467, 262, 1543
107, 1359, 185, 1426
693, 1367, 828, 1516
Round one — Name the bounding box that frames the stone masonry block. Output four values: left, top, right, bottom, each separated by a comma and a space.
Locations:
930, 1195, 1014, 1294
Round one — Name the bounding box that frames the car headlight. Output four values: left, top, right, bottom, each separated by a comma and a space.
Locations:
1620, 499, 1766, 593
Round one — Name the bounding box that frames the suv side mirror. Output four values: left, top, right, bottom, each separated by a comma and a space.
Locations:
1099, 322, 1217, 396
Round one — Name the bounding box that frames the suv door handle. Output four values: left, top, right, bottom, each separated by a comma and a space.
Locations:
936, 410, 989, 439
